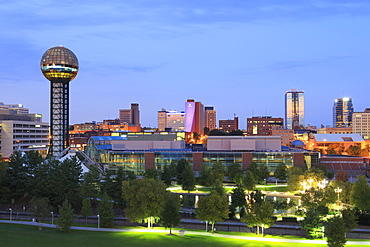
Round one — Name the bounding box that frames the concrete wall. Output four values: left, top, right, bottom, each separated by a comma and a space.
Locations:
207, 136, 281, 151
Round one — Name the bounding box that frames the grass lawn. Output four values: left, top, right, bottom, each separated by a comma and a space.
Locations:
0, 223, 364, 247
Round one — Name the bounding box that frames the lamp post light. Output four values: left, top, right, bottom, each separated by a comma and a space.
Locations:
97, 215, 100, 229
318, 179, 327, 190
51, 212, 54, 225
334, 187, 342, 202
9, 208, 12, 221
334, 187, 342, 212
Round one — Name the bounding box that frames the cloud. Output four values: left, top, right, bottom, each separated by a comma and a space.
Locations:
270, 55, 355, 70
240, 55, 355, 74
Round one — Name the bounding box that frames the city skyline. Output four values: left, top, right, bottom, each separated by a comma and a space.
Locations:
1, 1, 370, 128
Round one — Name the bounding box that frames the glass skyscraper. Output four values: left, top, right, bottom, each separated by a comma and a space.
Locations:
333, 97, 353, 128
285, 89, 304, 130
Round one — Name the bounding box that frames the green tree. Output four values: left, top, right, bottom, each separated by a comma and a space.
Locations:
300, 208, 323, 239
28, 197, 52, 230
247, 162, 261, 181
256, 200, 275, 236
0, 155, 8, 202
210, 161, 225, 188
268, 197, 295, 211
101, 169, 114, 195
2, 151, 30, 202
124, 170, 137, 181
231, 187, 246, 209
143, 168, 158, 179
274, 163, 287, 180
176, 158, 188, 185
80, 165, 101, 202
113, 168, 126, 207
325, 216, 347, 247
297, 166, 326, 190
159, 194, 181, 234
287, 167, 304, 191
33, 157, 82, 210
0, 154, 7, 179
341, 208, 357, 231
195, 191, 229, 232
122, 178, 167, 228
98, 192, 114, 228
208, 129, 226, 136
259, 164, 270, 182
229, 130, 244, 136
301, 187, 335, 212
199, 164, 212, 186
161, 165, 173, 186
329, 180, 352, 204
241, 200, 274, 236
81, 198, 93, 225
243, 170, 256, 191
350, 175, 370, 211
227, 163, 244, 185
181, 164, 196, 192
57, 199, 75, 233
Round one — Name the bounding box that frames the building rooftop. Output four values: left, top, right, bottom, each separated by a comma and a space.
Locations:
91, 136, 127, 141
314, 134, 364, 142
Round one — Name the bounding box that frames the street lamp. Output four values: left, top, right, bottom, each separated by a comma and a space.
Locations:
51, 212, 54, 225
334, 187, 342, 212
97, 215, 100, 229
318, 179, 327, 189
9, 208, 12, 221
334, 187, 342, 202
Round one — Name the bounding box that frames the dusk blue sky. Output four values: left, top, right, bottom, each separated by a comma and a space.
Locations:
1, 1, 370, 129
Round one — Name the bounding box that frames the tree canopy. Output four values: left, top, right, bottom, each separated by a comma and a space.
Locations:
159, 194, 181, 234
350, 175, 370, 211
195, 191, 229, 232
122, 178, 168, 228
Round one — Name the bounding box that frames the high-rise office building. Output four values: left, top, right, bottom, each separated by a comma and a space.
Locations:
205, 106, 217, 130
285, 89, 304, 130
131, 103, 140, 124
219, 116, 239, 132
157, 109, 185, 132
119, 103, 140, 125
184, 99, 205, 135
41, 46, 79, 157
157, 109, 167, 131
333, 97, 353, 128
0, 103, 48, 158
246, 116, 284, 136
353, 108, 370, 139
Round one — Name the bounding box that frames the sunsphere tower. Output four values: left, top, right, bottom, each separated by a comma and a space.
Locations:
40, 46, 79, 157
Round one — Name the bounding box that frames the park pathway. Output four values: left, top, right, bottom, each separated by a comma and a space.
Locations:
1, 220, 370, 245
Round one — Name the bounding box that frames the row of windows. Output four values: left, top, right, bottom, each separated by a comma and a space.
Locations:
13, 135, 48, 139
13, 140, 48, 144
13, 124, 48, 128
13, 130, 48, 133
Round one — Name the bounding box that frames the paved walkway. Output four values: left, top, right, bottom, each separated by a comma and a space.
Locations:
1, 220, 370, 245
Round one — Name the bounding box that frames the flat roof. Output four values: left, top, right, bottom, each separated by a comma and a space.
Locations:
314, 134, 364, 142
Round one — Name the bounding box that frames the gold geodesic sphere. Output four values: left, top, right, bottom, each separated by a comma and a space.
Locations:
41, 46, 79, 81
